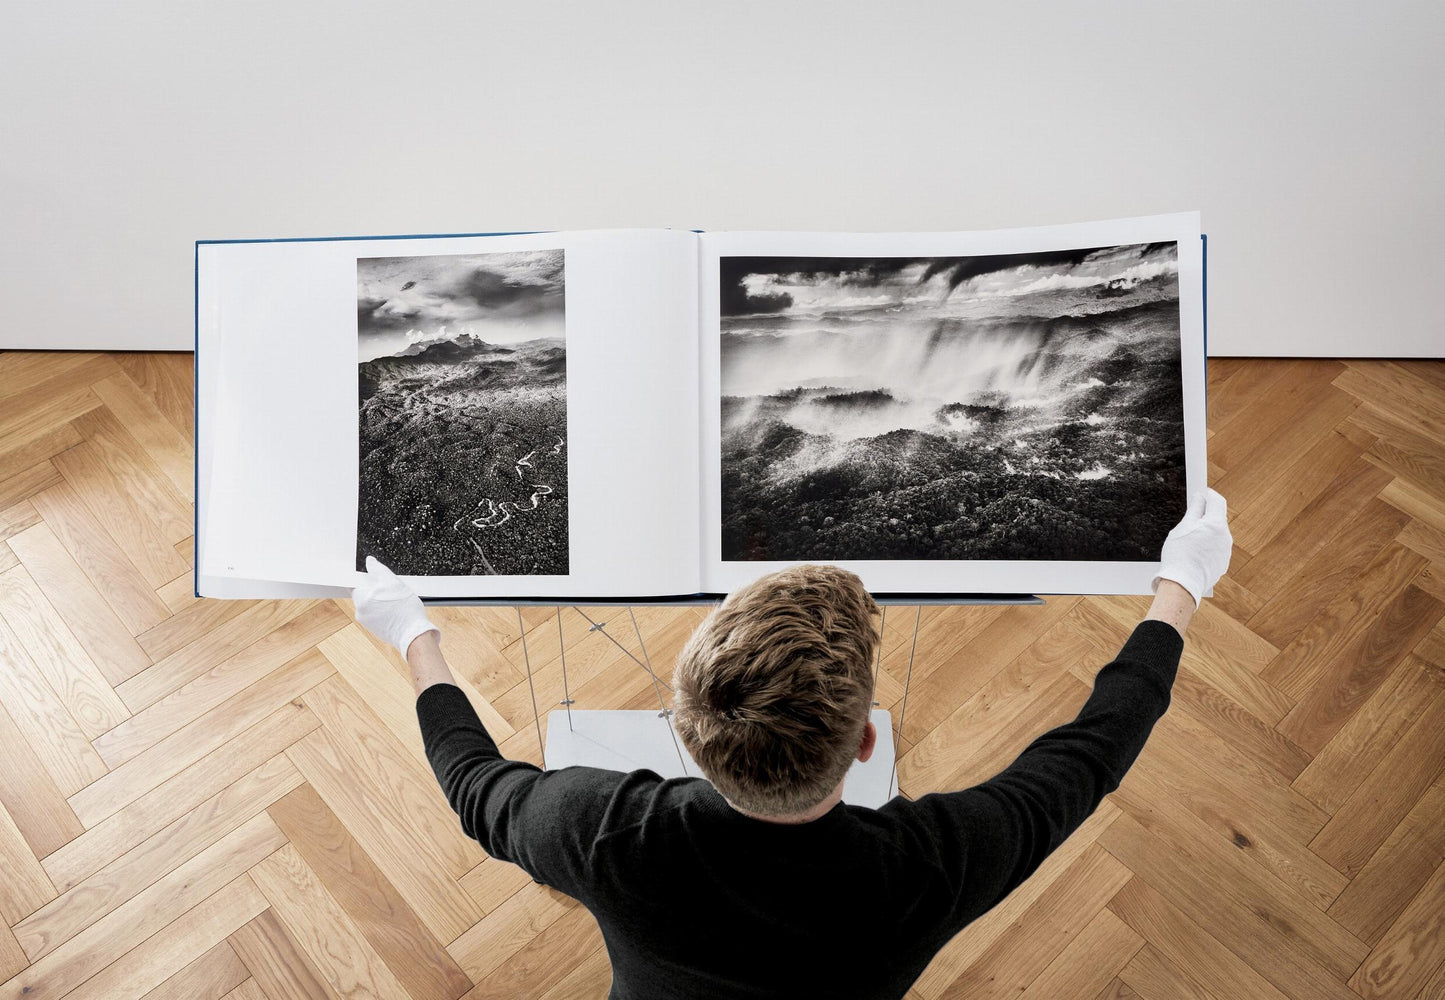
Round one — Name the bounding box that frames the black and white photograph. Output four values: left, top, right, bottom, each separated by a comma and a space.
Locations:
357, 249, 568, 576
719, 244, 1186, 562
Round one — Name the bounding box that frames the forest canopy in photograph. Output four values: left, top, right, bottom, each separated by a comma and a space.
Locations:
356, 248, 568, 577
719, 243, 1186, 562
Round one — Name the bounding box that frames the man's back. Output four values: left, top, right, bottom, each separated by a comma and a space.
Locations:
416, 619, 1184, 1000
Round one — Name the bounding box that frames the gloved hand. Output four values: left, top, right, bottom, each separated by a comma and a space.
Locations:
352, 556, 439, 658
1152, 489, 1232, 608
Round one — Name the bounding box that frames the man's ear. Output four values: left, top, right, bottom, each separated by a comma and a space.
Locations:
857, 720, 877, 764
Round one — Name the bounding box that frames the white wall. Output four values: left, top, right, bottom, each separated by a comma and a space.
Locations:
2, 1, 1441, 356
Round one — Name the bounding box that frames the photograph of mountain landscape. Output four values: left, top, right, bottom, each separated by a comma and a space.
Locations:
719, 243, 1186, 562
357, 249, 567, 576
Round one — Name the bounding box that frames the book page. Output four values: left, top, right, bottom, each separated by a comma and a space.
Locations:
198, 229, 700, 599
697, 214, 1206, 597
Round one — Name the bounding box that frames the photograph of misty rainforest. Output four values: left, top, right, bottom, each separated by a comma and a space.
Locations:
357, 249, 567, 576
719, 244, 1186, 562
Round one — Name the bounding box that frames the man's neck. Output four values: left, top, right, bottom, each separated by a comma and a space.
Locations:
723, 782, 845, 824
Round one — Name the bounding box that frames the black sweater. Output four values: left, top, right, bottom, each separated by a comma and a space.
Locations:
417, 619, 1183, 1000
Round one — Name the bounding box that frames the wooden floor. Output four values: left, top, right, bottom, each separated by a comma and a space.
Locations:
0, 353, 1443, 999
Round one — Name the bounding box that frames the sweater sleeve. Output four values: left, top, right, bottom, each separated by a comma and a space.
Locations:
890, 619, 1183, 929
415, 682, 619, 897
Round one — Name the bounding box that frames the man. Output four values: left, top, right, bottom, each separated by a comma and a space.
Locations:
353, 490, 1232, 1000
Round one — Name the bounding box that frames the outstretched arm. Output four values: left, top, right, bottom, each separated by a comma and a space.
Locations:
350, 559, 617, 895
895, 490, 1232, 929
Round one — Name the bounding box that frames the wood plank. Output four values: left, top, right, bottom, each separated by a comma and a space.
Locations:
25, 482, 171, 634
71, 404, 194, 545
267, 783, 473, 1000
0, 352, 102, 399
220, 980, 268, 1000
318, 623, 433, 763
4, 520, 150, 683
1275, 584, 1443, 754
93, 602, 346, 768
1349, 857, 1445, 999
1354, 405, 1445, 498
1098, 812, 1362, 1000
911, 802, 1121, 999
1246, 497, 1412, 649
1310, 689, 1445, 878
1261, 541, 1428, 699
0, 799, 56, 926
428, 605, 526, 701
459, 857, 535, 914
900, 621, 1094, 792
139, 940, 249, 1000
90, 371, 194, 499
51, 439, 189, 587
901, 597, 1081, 744
20, 755, 301, 959
1016, 908, 1142, 1000
0, 565, 130, 738
51, 874, 267, 1000
72, 648, 334, 827
1232, 455, 1392, 599
1294, 653, 1445, 814
0, 459, 61, 509
0, 925, 22, 988
467, 901, 602, 1000
1108, 878, 1292, 1000
905, 671, 1089, 797
0, 696, 85, 859
447, 880, 578, 986
936, 843, 1132, 1000
116, 599, 321, 712
1204, 359, 1296, 439
1340, 369, 1445, 453
0, 354, 116, 449
41, 705, 318, 888
1336, 362, 1445, 447
1114, 750, 1347, 914
533, 946, 612, 1000
1401, 518, 1445, 566
0, 500, 39, 542
1329, 769, 1445, 947
301, 673, 487, 876
1117, 944, 1222, 1000
1140, 709, 1328, 846
115, 352, 194, 445
248, 844, 412, 1000
1211, 383, 1358, 510
1163, 664, 1312, 785
157, 571, 199, 614
0, 813, 282, 1000
286, 711, 485, 944
136, 596, 256, 662
0, 422, 82, 487
1381, 476, 1445, 536
226, 909, 340, 1000
0, 607, 108, 796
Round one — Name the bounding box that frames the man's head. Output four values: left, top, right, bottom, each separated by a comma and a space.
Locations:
673, 564, 881, 816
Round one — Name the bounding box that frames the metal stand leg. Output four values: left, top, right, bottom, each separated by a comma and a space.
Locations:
628, 607, 688, 775
888, 605, 921, 801
516, 607, 546, 769
872, 605, 888, 707
557, 607, 573, 731
573, 608, 670, 691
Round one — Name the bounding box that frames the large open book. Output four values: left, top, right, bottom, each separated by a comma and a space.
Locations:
196, 213, 1206, 602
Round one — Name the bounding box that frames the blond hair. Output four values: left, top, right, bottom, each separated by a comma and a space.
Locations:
673, 564, 880, 815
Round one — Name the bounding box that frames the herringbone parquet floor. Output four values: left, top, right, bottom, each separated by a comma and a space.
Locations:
1, 352, 1443, 999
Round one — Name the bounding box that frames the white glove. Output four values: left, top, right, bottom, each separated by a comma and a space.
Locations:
352, 556, 438, 658
1151, 489, 1232, 608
